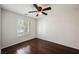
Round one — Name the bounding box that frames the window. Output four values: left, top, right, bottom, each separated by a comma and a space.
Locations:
17, 18, 30, 37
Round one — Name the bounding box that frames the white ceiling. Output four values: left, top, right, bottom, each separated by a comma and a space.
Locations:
1, 4, 53, 19
1, 4, 79, 19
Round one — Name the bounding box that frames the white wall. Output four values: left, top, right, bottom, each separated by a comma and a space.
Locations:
2, 4, 79, 50
2, 9, 36, 48
0, 5, 2, 53
37, 5, 79, 49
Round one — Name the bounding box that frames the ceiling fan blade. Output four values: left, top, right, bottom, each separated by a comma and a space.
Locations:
33, 4, 39, 11
43, 7, 51, 11
28, 11, 37, 13
24, 14, 28, 15
42, 12, 47, 15
36, 14, 39, 16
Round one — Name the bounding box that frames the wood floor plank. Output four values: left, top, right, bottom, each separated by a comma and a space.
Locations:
1, 38, 79, 54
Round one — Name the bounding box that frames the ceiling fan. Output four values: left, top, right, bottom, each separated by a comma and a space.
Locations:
28, 4, 51, 16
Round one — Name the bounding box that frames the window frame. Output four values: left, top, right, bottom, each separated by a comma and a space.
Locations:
17, 18, 30, 37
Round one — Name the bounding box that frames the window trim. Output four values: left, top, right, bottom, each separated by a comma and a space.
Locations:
17, 18, 30, 37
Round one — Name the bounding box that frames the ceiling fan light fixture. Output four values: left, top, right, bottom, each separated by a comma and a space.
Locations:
28, 4, 51, 16
38, 12, 42, 15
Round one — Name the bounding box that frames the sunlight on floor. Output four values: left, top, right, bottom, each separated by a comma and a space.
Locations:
16, 45, 31, 54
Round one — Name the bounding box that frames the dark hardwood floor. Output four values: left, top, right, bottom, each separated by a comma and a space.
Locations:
1, 38, 79, 54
